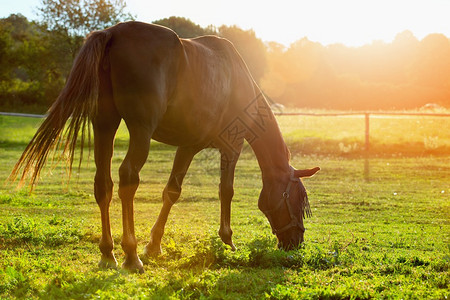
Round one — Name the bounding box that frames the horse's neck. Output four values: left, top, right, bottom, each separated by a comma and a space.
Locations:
247, 111, 290, 183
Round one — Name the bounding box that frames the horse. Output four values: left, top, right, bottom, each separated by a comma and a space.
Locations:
10, 21, 320, 273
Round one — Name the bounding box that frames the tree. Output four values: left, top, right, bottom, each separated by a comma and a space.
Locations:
152, 18, 267, 84
153, 17, 216, 38
0, 20, 14, 81
413, 33, 450, 89
0, 8, 134, 111
37, 0, 135, 75
218, 25, 267, 84
38, 0, 133, 37
0, 15, 50, 108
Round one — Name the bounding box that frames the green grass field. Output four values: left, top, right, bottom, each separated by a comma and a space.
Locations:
0, 114, 449, 299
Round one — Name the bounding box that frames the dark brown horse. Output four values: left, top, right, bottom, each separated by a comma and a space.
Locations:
11, 21, 319, 273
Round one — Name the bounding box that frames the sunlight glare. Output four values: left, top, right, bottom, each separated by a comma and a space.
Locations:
120, 0, 449, 47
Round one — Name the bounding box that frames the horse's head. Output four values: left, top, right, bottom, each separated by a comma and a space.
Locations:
258, 166, 320, 250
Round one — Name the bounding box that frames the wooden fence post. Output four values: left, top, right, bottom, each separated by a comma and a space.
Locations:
365, 113, 370, 152
364, 113, 370, 180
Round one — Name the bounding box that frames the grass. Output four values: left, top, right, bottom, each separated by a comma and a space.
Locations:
0, 114, 449, 299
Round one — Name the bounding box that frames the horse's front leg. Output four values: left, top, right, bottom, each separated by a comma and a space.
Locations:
218, 149, 240, 251
143, 146, 199, 257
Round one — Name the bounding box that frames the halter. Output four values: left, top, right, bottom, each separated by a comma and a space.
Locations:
262, 167, 312, 235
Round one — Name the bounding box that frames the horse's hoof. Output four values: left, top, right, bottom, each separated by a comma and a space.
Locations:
98, 255, 118, 269
143, 243, 162, 258
122, 257, 144, 274
221, 238, 237, 251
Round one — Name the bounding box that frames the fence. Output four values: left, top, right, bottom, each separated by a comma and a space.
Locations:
3, 110, 450, 149
274, 111, 450, 153
2, 110, 450, 153
274, 111, 450, 180
2, 110, 449, 179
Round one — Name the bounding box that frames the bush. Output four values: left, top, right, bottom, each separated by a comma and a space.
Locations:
0, 79, 43, 106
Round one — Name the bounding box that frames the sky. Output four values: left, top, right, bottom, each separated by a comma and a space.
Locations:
1, 0, 450, 47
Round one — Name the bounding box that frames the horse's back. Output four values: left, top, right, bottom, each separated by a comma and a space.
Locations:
102, 21, 257, 147
153, 35, 257, 146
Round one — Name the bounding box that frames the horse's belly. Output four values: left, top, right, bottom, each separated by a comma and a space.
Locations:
152, 112, 220, 147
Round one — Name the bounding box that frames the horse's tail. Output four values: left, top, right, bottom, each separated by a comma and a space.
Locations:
10, 30, 112, 188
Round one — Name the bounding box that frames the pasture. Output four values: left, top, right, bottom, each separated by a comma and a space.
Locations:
0, 113, 449, 299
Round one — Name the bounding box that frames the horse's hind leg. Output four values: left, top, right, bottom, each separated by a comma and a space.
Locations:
118, 125, 152, 273
93, 106, 121, 269
143, 146, 199, 257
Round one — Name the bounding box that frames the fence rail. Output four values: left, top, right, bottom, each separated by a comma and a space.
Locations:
2, 110, 449, 153
274, 111, 450, 117
274, 111, 450, 152
0, 112, 46, 118
3, 110, 450, 118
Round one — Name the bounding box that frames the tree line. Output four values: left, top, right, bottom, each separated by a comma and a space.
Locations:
1, 2, 449, 112
0, 0, 132, 112
262, 32, 450, 110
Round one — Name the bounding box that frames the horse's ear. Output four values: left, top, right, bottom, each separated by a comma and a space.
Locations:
294, 167, 320, 178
